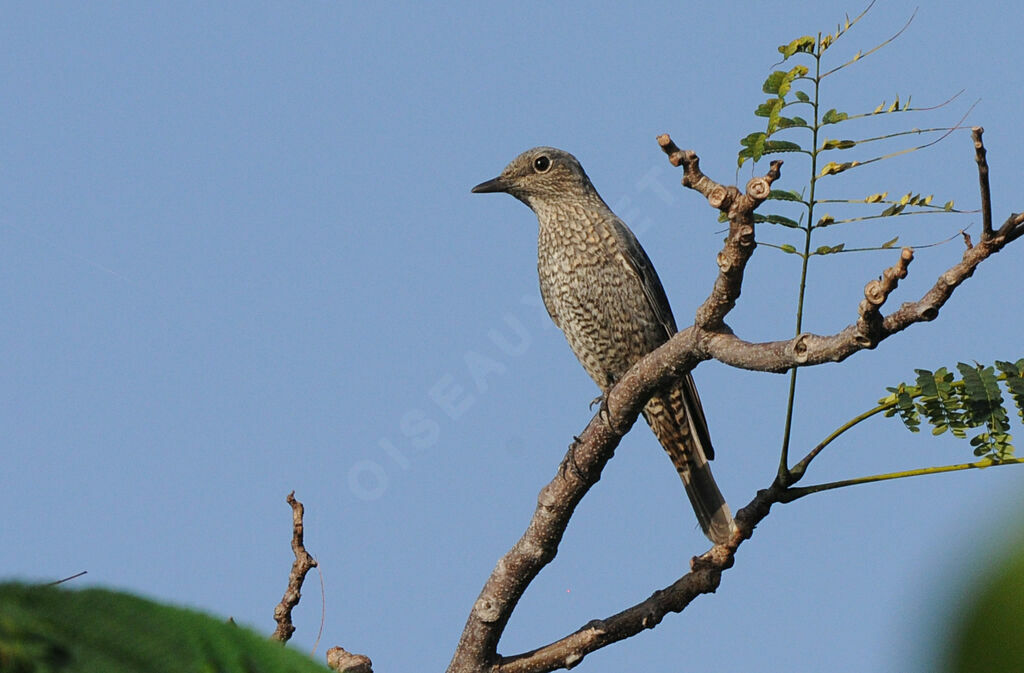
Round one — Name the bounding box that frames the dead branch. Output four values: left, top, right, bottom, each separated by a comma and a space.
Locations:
973, 127, 993, 238
271, 491, 319, 643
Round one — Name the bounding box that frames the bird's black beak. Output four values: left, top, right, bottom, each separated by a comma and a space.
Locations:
471, 176, 508, 194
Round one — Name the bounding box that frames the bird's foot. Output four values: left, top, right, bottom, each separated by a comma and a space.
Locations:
593, 390, 625, 435
560, 435, 587, 482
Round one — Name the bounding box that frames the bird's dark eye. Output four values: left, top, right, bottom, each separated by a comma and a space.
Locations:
533, 155, 551, 173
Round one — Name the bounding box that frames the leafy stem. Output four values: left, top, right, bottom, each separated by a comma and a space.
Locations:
778, 33, 822, 481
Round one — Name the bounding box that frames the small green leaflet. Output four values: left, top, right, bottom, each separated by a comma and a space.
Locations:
778, 35, 816, 59
822, 108, 850, 124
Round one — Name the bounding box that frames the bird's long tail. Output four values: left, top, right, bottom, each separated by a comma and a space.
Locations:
643, 382, 736, 545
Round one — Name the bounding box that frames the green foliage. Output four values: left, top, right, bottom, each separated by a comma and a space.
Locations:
957, 363, 1012, 457
761, 65, 808, 97
0, 583, 329, 673
767, 189, 804, 203
739, 133, 805, 164
737, 6, 966, 265
881, 361, 1024, 460
778, 35, 816, 59
820, 108, 849, 125
996, 359, 1024, 422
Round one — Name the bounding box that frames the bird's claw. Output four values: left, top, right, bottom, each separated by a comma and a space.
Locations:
560, 435, 587, 482
594, 390, 625, 435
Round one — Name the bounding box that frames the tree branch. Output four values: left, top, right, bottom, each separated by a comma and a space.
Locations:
657, 134, 782, 330
854, 247, 913, 348
972, 126, 993, 239
448, 134, 1024, 673
272, 491, 319, 643
702, 226, 1019, 373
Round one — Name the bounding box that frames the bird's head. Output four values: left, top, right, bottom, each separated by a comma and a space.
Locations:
471, 147, 599, 211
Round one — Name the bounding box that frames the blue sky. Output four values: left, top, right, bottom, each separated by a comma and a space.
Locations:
3, 2, 1022, 671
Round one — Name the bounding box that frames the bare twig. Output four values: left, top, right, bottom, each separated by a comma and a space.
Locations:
854, 247, 914, 347
271, 491, 319, 643
996, 211, 1024, 242
972, 127, 993, 239
657, 133, 782, 330
47, 570, 88, 586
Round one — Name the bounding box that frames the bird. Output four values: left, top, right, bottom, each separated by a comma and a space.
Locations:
472, 146, 736, 544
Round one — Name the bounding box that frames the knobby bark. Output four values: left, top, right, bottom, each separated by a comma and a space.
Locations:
272, 491, 319, 644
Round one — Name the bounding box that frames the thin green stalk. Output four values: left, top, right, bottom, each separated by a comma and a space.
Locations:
788, 403, 890, 481
778, 456, 1024, 503
778, 36, 822, 483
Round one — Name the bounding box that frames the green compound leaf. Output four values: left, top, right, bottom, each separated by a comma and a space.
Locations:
885, 362, 1023, 460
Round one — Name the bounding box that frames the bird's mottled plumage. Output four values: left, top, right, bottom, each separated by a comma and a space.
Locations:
473, 147, 736, 543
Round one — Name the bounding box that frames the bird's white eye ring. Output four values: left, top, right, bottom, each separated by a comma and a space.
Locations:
533, 155, 551, 173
